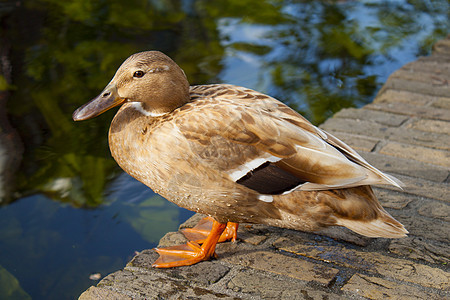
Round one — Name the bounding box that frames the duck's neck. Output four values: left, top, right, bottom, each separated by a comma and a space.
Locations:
141, 74, 191, 116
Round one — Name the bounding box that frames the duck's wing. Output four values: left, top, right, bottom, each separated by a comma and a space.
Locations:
182, 84, 402, 195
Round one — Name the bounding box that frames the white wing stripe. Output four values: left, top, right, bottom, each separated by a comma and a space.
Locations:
228, 155, 281, 182
257, 195, 274, 202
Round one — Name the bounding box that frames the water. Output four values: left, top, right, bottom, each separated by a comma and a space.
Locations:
0, 0, 447, 299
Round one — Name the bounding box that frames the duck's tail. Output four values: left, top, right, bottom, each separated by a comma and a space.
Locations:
323, 185, 408, 238
336, 213, 408, 238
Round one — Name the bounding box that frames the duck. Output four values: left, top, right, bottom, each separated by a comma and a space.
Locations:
73, 51, 407, 268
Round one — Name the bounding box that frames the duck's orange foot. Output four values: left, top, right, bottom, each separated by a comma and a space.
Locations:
152, 241, 214, 268
181, 216, 239, 244
152, 220, 227, 268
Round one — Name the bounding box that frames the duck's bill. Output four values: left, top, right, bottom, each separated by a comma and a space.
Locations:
72, 84, 125, 121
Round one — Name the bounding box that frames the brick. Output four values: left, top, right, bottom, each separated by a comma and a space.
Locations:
322, 118, 450, 150
315, 226, 372, 246
342, 273, 445, 300
334, 108, 408, 126
156, 231, 187, 248
375, 89, 435, 106
381, 77, 449, 98
238, 232, 268, 245
98, 269, 235, 299
372, 188, 412, 209
233, 223, 284, 246
394, 212, 450, 243
417, 201, 450, 222
427, 50, 450, 61
127, 249, 159, 269
128, 249, 230, 286
226, 270, 339, 300
325, 132, 379, 152
403, 58, 450, 77
389, 237, 450, 265
179, 213, 205, 228
273, 235, 450, 289
406, 118, 450, 134
381, 174, 449, 202
79, 286, 132, 300
431, 97, 450, 109
367, 101, 450, 121
320, 118, 392, 138
379, 142, 450, 168
224, 251, 339, 286
361, 152, 449, 183
391, 68, 449, 88
432, 37, 450, 56
384, 127, 450, 150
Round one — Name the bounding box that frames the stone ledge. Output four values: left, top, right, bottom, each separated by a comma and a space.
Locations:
366, 101, 450, 121
379, 142, 450, 167
223, 251, 339, 286
321, 117, 450, 150
406, 118, 450, 134
375, 174, 449, 202
226, 270, 340, 300
273, 235, 450, 290
333, 107, 408, 126
342, 273, 447, 300
389, 237, 450, 265
375, 89, 437, 106
361, 152, 449, 183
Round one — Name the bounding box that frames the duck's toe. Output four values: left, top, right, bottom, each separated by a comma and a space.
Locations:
153, 220, 227, 268
181, 216, 239, 244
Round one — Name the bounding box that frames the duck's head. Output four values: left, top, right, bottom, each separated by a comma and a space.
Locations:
73, 51, 190, 121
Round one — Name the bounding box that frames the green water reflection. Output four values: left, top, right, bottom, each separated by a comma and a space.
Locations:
0, 0, 447, 299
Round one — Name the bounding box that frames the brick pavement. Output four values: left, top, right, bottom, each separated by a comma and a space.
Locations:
79, 36, 450, 300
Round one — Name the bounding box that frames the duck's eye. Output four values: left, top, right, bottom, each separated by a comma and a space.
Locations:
133, 70, 145, 78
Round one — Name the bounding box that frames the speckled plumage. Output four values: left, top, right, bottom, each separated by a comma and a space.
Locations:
73, 51, 407, 267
